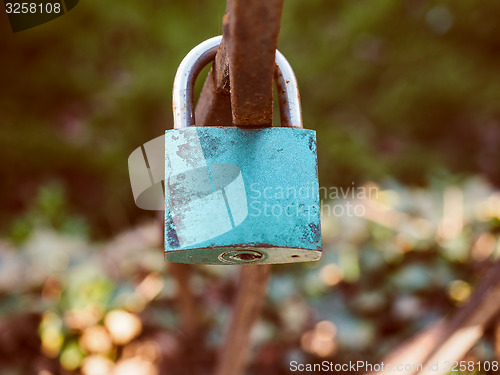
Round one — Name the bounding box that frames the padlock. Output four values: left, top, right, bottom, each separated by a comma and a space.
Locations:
165, 35, 321, 265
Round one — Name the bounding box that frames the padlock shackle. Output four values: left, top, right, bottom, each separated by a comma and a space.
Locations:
173, 35, 303, 129
274, 50, 302, 129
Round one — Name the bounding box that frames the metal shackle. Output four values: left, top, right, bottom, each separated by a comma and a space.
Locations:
172, 35, 302, 129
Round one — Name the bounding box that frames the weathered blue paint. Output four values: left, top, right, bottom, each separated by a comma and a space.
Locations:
164, 126, 321, 265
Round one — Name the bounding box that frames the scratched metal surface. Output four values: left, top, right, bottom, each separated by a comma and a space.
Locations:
164, 126, 321, 265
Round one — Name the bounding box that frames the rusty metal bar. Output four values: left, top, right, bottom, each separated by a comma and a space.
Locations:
215, 265, 271, 375
195, 19, 233, 126
226, 0, 284, 127
194, 0, 285, 128
195, 43, 303, 128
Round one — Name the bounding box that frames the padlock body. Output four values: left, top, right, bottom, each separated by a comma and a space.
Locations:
164, 127, 321, 265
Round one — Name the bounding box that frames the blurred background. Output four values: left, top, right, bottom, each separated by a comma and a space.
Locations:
1, 0, 500, 374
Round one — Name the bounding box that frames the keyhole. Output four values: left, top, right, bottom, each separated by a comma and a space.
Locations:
234, 252, 262, 261
219, 250, 265, 264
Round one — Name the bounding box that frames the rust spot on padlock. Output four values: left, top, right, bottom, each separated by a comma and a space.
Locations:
308, 137, 316, 152
175, 143, 199, 168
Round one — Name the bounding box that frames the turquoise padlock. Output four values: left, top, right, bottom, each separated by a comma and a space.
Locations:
165, 36, 321, 265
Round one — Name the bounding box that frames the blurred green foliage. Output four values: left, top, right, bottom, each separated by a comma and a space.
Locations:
1, 1, 500, 374
1, 178, 499, 374
0, 0, 226, 237
1, 0, 500, 237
